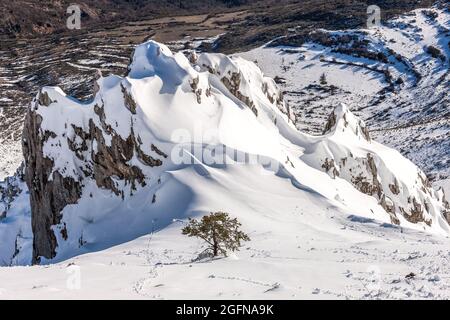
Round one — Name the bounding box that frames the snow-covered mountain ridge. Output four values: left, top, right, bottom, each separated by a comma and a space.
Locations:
0, 40, 448, 267
239, 4, 449, 184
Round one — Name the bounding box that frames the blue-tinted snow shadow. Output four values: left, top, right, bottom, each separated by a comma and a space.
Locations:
347, 214, 400, 229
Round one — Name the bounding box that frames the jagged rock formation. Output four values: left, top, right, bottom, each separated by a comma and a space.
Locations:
22, 101, 83, 263
1, 40, 449, 266
196, 53, 294, 122
23, 85, 168, 263
305, 104, 449, 227
10, 41, 293, 264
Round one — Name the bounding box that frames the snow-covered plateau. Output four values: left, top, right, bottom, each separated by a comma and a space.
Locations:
0, 5, 449, 300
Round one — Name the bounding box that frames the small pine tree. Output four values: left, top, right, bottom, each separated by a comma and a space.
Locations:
320, 73, 327, 85
182, 212, 250, 257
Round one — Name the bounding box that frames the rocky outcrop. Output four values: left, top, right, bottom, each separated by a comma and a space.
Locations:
190, 76, 203, 104
323, 105, 371, 142
221, 72, 258, 116
314, 104, 449, 228
23, 87, 166, 263
322, 111, 337, 135
120, 84, 137, 114
23, 97, 82, 263
196, 52, 293, 121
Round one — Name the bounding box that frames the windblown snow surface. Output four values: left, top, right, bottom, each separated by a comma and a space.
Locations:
0, 33, 450, 298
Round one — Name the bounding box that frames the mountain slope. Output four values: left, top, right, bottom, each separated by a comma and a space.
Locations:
0, 0, 435, 40
1, 40, 448, 267
239, 4, 449, 183
0, 0, 249, 38
2, 169, 450, 299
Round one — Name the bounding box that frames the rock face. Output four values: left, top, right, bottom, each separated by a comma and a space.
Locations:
196, 53, 295, 123
23, 101, 83, 263
306, 104, 449, 227
23, 87, 167, 263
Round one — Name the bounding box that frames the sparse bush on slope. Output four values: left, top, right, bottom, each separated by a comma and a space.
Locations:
426, 45, 446, 61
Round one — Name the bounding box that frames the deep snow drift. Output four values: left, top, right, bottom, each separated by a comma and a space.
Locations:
0, 39, 449, 299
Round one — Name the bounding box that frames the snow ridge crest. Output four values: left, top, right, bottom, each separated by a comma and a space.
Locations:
323, 103, 371, 142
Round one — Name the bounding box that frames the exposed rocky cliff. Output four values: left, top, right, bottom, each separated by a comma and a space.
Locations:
23, 86, 168, 263
306, 104, 450, 227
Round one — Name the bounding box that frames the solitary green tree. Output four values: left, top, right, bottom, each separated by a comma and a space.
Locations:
182, 212, 250, 257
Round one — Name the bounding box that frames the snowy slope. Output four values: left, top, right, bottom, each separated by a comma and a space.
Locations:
0, 37, 449, 299
0, 171, 32, 266
2, 171, 450, 299
1, 39, 449, 266
238, 4, 450, 182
